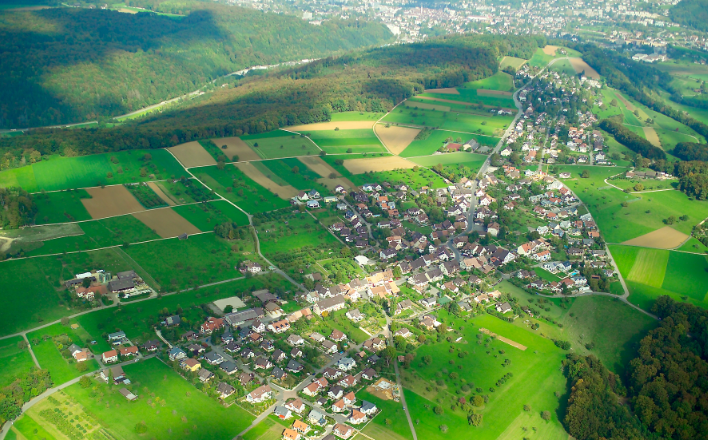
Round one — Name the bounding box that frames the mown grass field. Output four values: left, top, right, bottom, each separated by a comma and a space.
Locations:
27, 323, 100, 385
321, 154, 448, 188
330, 111, 386, 122
25, 214, 161, 256
258, 215, 341, 258
527, 47, 582, 68
124, 232, 255, 291
610, 244, 708, 310
307, 129, 386, 154
549, 58, 578, 76
61, 358, 255, 440
0, 336, 36, 387
462, 71, 515, 92
0, 150, 187, 192
260, 158, 331, 194
408, 152, 488, 175
192, 164, 290, 213
241, 130, 320, 159
399, 129, 497, 157
402, 313, 568, 440
382, 107, 512, 137
33, 189, 93, 224
359, 390, 413, 440
558, 165, 708, 242
172, 201, 249, 231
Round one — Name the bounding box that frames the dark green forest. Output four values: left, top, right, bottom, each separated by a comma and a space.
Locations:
563, 296, 708, 440
0, 35, 539, 165
669, 0, 708, 32
598, 119, 666, 160
0, 4, 393, 128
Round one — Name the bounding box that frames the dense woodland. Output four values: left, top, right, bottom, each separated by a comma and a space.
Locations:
0, 188, 36, 229
672, 142, 708, 162
0, 368, 53, 424
0, 5, 393, 128
563, 296, 708, 440
598, 119, 666, 160
669, 0, 708, 32
0, 35, 538, 164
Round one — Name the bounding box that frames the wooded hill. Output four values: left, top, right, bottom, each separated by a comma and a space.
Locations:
669, 0, 708, 32
0, 35, 540, 160
0, 5, 393, 128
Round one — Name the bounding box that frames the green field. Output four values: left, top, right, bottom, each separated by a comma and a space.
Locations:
320, 154, 448, 188
25, 214, 161, 256
461, 72, 515, 92
0, 336, 36, 387
549, 59, 577, 76
240, 130, 320, 159
400, 129, 497, 157
192, 164, 290, 213
125, 232, 254, 291
260, 158, 330, 194
382, 107, 513, 137
610, 245, 708, 310
172, 201, 249, 232
34, 190, 93, 224
527, 47, 582, 69
12, 414, 57, 440
359, 390, 413, 440
307, 129, 386, 154
330, 111, 386, 121
558, 165, 708, 242
0, 150, 188, 193
499, 57, 527, 71
407, 152, 488, 175
59, 358, 254, 440
27, 323, 101, 384
402, 313, 568, 440
676, 237, 708, 253
154, 179, 218, 205
258, 215, 341, 258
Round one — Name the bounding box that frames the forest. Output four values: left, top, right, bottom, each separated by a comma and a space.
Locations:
0, 188, 36, 229
669, 0, 708, 32
672, 142, 708, 162
563, 296, 708, 440
0, 35, 534, 165
598, 119, 666, 160
0, 4, 393, 128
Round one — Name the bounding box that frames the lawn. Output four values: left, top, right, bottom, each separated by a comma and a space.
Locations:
533, 267, 561, 282
26, 334, 99, 385
258, 216, 341, 259
61, 357, 255, 440
307, 129, 386, 154
0, 336, 36, 387
402, 313, 568, 440
549, 59, 577, 76
25, 214, 161, 256
610, 244, 708, 310
192, 164, 290, 213
400, 130, 497, 157
124, 232, 255, 291
313, 309, 370, 344
499, 57, 527, 72
358, 390, 413, 440
461, 72, 515, 92
172, 201, 249, 232
240, 130, 320, 159
34, 189, 93, 224
0, 150, 187, 193
558, 165, 708, 242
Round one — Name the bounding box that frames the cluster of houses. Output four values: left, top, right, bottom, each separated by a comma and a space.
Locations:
65, 269, 152, 301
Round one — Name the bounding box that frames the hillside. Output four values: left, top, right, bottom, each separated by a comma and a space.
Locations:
0, 5, 394, 128
669, 0, 708, 32
0, 34, 539, 164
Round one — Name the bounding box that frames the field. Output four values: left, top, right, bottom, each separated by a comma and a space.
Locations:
27, 324, 100, 384
153, 179, 217, 205
125, 183, 168, 209
258, 158, 330, 195
0, 336, 36, 387
569, 58, 600, 79
210, 136, 261, 161
549, 58, 577, 76
25, 214, 161, 256
330, 111, 386, 122
81, 185, 145, 219
343, 156, 417, 174
172, 201, 249, 231
499, 57, 526, 71
0, 150, 187, 193
241, 130, 320, 159
322, 154, 447, 188
527, 47, 582, 69
558, 165, 708, 243
132, 208, 201, 238
147, 181, 176, 206
622, 226, 689, 249
57, 358, 255, 440
34, 190, 93, 224
306, 129, 386, 154
407, 152, 487, 171
402, 313, 568, 440
258, 215, 341, 258
169, 141, 218, 168
400, 130, 497, 157
611, 244, 708, 310
192, 165, 291, 213
359, 390, 413, 440
382, 107, 512, 137
374, 125, 421, 155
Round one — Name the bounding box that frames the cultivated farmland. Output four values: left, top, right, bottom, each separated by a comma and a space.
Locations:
33, 189, 92, 224
169, 141, 218, 168
307, 129, 386, 154
374, 124, 421, 155
236, 161, 304, 198
81, 185, 145, 219
172, 200, 249, 231
210, 136, 261, 161
343, 156, 417, 174
241, 130, 320, 159
132, 208, 201, 238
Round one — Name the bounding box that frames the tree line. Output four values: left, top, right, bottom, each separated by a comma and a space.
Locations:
599, 119, 666, 160
0, 5, 394, 128
672, 142, 708, 162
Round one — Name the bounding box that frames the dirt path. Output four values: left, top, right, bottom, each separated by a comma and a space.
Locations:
479, 328, 527, 350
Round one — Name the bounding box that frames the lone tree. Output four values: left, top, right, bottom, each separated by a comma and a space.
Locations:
541, 411, 551, 421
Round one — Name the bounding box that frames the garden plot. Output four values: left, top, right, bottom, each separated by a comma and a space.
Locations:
147, 182, 176, 206
81, 185, 144, 219
233, 162, 299, 199
622, 226, 689, 249
288, 121, 376, 131
169, 141, 217, 168
210, 137, 261, 161
343, 156, 417, 174
132, 208, 201, 239
374, 125, 421, 155
570, 58, 601, 79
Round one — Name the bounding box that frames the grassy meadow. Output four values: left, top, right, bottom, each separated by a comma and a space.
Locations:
27, 323, 100, 384
0, 336, 36, 387
462, 71, 515, 92
382, 107, 512, 137
400, 129, 497, 157
172, 200, 249, 231
33, 189, 93, 224
240, 130, 320, 159
307, 129, 386, 154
